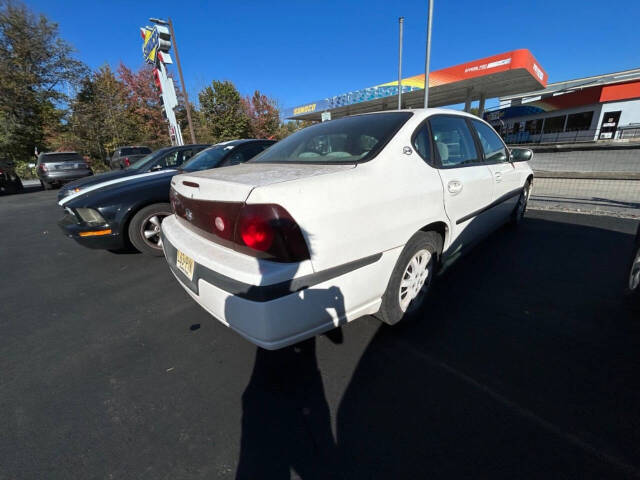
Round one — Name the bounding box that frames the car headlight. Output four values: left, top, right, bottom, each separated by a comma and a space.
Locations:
75, 208, 106, 225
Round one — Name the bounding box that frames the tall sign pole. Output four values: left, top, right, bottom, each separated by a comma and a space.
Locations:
167, 18, 196, 144
423, 0, 434, 108
141, 20, 184, 146
398, 17, 404, 110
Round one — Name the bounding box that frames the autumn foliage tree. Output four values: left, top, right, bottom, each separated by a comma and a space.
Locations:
243, 91, 280, 139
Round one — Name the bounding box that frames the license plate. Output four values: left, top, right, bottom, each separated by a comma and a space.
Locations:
176, 250, 195, 281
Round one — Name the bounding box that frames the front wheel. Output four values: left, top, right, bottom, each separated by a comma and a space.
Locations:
626, 242, 640, 302
511, 180, 531, 225
376, 231, 442, 326
128, 203, 172, 256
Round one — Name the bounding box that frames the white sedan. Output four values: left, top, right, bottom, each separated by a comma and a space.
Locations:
161, 109, 534, 349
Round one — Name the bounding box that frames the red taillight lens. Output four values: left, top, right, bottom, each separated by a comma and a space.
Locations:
170, 189, 310, 262
39, 163, 48, 172
123, 157, 130, 167
239, 215, 274, 251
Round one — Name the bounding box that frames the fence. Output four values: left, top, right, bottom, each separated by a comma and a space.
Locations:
515, 143, 640, 218
503, 128, 640, 146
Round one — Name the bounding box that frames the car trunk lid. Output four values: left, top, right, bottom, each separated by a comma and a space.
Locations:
172, 163, 356, 202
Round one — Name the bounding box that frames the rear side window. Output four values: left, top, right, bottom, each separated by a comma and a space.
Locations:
121, 147, 151, 155
412, 124, 431, 161
251, 112, 412, 164
429, 116, 479, 167
472, 120, 507, 162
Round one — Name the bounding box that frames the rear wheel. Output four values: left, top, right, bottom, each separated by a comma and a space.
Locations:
376, 231, 442, 326
14, 178, 23, 191
40, 179, 52, 190
127, 203, 172, 256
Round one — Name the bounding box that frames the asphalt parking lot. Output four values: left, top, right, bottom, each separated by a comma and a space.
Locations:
1, 186, 639, 479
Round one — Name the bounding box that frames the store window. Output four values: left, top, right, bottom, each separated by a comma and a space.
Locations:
525, 119, 543, 135
543, 115, 566, 133
565, 111, 594, 131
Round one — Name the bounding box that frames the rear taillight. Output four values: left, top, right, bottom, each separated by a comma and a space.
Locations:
170, 188, 310, 262
123, 157, 130, 167
39, 163, 48, 172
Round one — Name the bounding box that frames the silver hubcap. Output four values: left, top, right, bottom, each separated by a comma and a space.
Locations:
399, 249, 432, 313
141, 213, 170, 249
630, 247, 640, 291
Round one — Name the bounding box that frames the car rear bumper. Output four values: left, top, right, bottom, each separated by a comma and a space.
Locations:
57, 211, 124, 250
161, 215, 399, 349
41, 171, 92, 184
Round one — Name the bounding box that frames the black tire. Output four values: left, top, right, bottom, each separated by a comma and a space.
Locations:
510, 180, 531, 225
376, 231, 442, 326
41, 179, 52, 190
625, 242, 640, 304
14, 178, 23, 191
127, 203, 172, 257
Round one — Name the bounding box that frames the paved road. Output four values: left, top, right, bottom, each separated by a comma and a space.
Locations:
531, 178, 640, 218
1, 187, 639, 479
530, 148, 640, 173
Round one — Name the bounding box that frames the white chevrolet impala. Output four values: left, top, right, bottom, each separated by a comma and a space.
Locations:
162, 109, 533, 349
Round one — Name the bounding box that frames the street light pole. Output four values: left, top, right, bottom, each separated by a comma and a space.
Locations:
398, 17, 404, 110
167, 18, 197, 144
423, 0, 434, 109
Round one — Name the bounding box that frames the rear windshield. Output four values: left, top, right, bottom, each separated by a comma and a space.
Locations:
41, 153, 83, 163
181, 145, 232, 172
250, 112, 413, 164
121, 147, 151, 155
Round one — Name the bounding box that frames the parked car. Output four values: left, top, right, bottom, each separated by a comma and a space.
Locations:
162, 109, 534, 349
0, 156, 23, 194
58, 139, 275, 256
627, 223, 640, 303
108, 146, 152, 170
36, 152, 92, 190
58, 144, 210, 202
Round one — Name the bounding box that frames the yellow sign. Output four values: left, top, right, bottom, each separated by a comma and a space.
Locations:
293, 103, 316, 115
141, 27, 158, 64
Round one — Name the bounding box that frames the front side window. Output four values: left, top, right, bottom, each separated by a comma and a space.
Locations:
429, 116, 479, 167
251, 112, 412, 164
472, 120, 507, 162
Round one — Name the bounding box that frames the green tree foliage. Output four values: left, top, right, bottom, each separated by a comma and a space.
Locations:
0, 0, 86, 162
198, 80, 250, 143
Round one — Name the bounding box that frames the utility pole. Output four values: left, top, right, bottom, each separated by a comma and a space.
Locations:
423, 0, 434, 109
398, 17, 404, 110
167, 18, 197, 144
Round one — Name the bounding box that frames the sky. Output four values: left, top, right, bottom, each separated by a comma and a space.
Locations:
25, 0, 640, 112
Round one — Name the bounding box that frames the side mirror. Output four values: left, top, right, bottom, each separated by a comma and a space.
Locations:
510, 148, 533, 162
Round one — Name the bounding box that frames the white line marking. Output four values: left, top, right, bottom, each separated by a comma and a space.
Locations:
58, 170, 175, 206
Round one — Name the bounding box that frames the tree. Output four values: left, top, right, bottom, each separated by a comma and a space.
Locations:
117, 63, 168, 149
244, 91, 280, 139
0, 0, 87, 162
198, 80, 250, 143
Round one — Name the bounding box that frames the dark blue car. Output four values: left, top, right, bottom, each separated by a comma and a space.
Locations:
57, 140, 275, 256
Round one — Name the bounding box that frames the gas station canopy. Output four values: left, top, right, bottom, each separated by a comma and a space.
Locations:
284, 49, 548, 121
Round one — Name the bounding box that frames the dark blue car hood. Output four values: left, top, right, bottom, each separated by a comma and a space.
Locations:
57, 168, 152, 200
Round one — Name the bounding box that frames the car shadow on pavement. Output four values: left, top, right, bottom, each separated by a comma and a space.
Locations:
232, 215, 640, 479
335, 215, 640, 479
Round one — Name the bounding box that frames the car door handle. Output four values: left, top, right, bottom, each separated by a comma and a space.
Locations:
494, 171, 503, 182
447, 180, 463, 195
